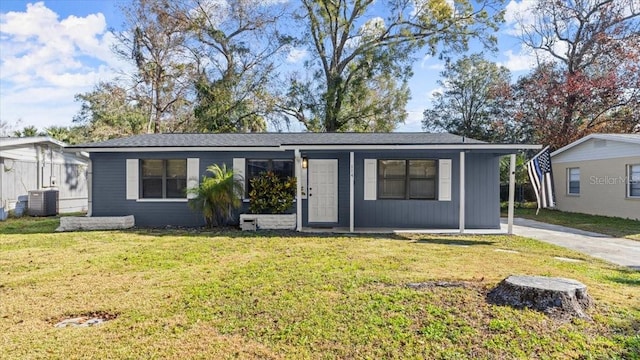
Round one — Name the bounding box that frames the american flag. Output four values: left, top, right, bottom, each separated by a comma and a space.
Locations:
527, 147, 556, 213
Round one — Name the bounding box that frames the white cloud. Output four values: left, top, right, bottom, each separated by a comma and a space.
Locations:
500, 49, 537, 72
504, 0, 537, 35
286, 48, 307, 63
397, 110, 423, 132
0, 2, 123, 130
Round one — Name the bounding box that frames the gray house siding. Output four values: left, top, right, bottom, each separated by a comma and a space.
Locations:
352, 151, 500, 229
91, 150, 294, 227
353, 151, 460, 228
465, 154, 500, 228
91, 149, 500, 229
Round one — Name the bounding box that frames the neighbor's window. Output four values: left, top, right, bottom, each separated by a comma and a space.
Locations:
141, 159, 187, 199
628, 164, 640, 198
378, 159, 437, 200
246, 159, 294, 194
567, 167, 580, 195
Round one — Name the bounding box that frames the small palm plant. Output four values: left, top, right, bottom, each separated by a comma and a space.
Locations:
187, 164, 243, 228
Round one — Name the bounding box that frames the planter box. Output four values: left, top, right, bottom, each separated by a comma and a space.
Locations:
240, 214, 296, 230
56, 215, 135, 232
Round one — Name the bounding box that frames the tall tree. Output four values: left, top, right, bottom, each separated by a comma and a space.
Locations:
44, 126, 85, 145
172, 0, 291, 132
422, 54, 515, 142
114, 0, 198, 133
73, 82, 147, 141
284, 0, 505, 132
12, 125, 41, 138
513, 0, 640, 148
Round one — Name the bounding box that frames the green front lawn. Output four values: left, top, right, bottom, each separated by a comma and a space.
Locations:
1, 216, 639, 359
505, 206, 640, 241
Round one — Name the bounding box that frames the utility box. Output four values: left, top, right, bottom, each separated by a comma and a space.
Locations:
28, 190, 59, 216
240, 216, 257, 231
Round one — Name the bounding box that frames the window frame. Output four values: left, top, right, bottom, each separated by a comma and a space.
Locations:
139, 159, 187, 199
628, 164, 640, 198
245, 158, 294, 196
377, 159, 437, 200
567, 167, 580, 196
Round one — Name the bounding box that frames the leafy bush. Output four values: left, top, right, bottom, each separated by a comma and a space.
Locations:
187, 164, 243, 227
248, 171, 296, 214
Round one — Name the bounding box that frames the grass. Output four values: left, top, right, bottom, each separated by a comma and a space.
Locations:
503, 205, 640, 240
1, 216, 639, 359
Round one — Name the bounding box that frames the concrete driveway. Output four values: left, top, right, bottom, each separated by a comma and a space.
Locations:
502, 218, 640, 270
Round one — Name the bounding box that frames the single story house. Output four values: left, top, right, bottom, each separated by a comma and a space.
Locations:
551, 133, 640, 220
0, 136, 89, 215
66, 133, 539, 231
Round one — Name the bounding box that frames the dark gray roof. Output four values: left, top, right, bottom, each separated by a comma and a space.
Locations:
69, 132, 484, 149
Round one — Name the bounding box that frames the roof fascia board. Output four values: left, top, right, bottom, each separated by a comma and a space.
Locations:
65, 146, 286, 153
551, 134, 640, 157
1, 136, 66, 149
281, 144, 542, 151
68, 144, 541, 153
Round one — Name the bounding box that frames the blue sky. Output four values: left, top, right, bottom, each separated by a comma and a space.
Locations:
0, 0, 538, 133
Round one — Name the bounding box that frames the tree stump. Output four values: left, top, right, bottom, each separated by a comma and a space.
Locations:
487, 275, 593, 319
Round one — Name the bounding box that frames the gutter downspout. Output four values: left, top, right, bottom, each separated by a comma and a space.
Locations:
35, 144, 42, 189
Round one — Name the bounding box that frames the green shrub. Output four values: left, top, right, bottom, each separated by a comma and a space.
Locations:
248, 171, 296, 214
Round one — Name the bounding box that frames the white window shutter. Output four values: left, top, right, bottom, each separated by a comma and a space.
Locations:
186, 158, 200, 199
126, 159, 139, 200
438, 159, 452, 201
364, 159, 377, 200
233, 158, 245, 197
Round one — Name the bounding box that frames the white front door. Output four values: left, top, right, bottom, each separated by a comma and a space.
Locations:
308, 159, 338, 223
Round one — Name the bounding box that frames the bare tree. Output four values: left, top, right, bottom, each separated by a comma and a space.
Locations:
284, 0, 505, 132
514, 0, 640, 146
113, 0, 199, 133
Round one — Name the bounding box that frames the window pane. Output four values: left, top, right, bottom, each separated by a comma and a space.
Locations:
568, 168, 580, 194
409, 179, 436, 199
272, 160, 294, 178
380, 179, 405, 198
569, 181, 580, 194
166, 159, 186, 178
569, 168, 580, 181
248, 160, 269, 178
379, 160, 406, 199
166, 179, 186, 198
142, 159, 163, 177
380, 160, 406, 177
631, 165, 640, 196
142, 179, 163, 198
409, 160, 436, 178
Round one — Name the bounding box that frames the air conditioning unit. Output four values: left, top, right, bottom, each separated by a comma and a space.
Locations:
28, 190, 59, 217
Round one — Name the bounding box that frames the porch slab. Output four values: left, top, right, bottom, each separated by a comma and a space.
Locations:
300, 227, 507, 235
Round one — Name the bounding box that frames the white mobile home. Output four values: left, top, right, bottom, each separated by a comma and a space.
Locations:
0, 137, 89, 216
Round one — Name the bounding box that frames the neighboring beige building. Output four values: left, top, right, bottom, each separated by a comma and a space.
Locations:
551, 134, 640, 220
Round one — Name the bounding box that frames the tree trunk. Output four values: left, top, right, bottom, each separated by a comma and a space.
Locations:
487, 275, 592, 319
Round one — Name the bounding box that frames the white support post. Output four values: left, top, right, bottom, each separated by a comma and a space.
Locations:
87, 158, 93, 216
349, 152, 354, 233
459, 151, 465, 234
295, 149, 303, 232
507, 153, 516, 235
